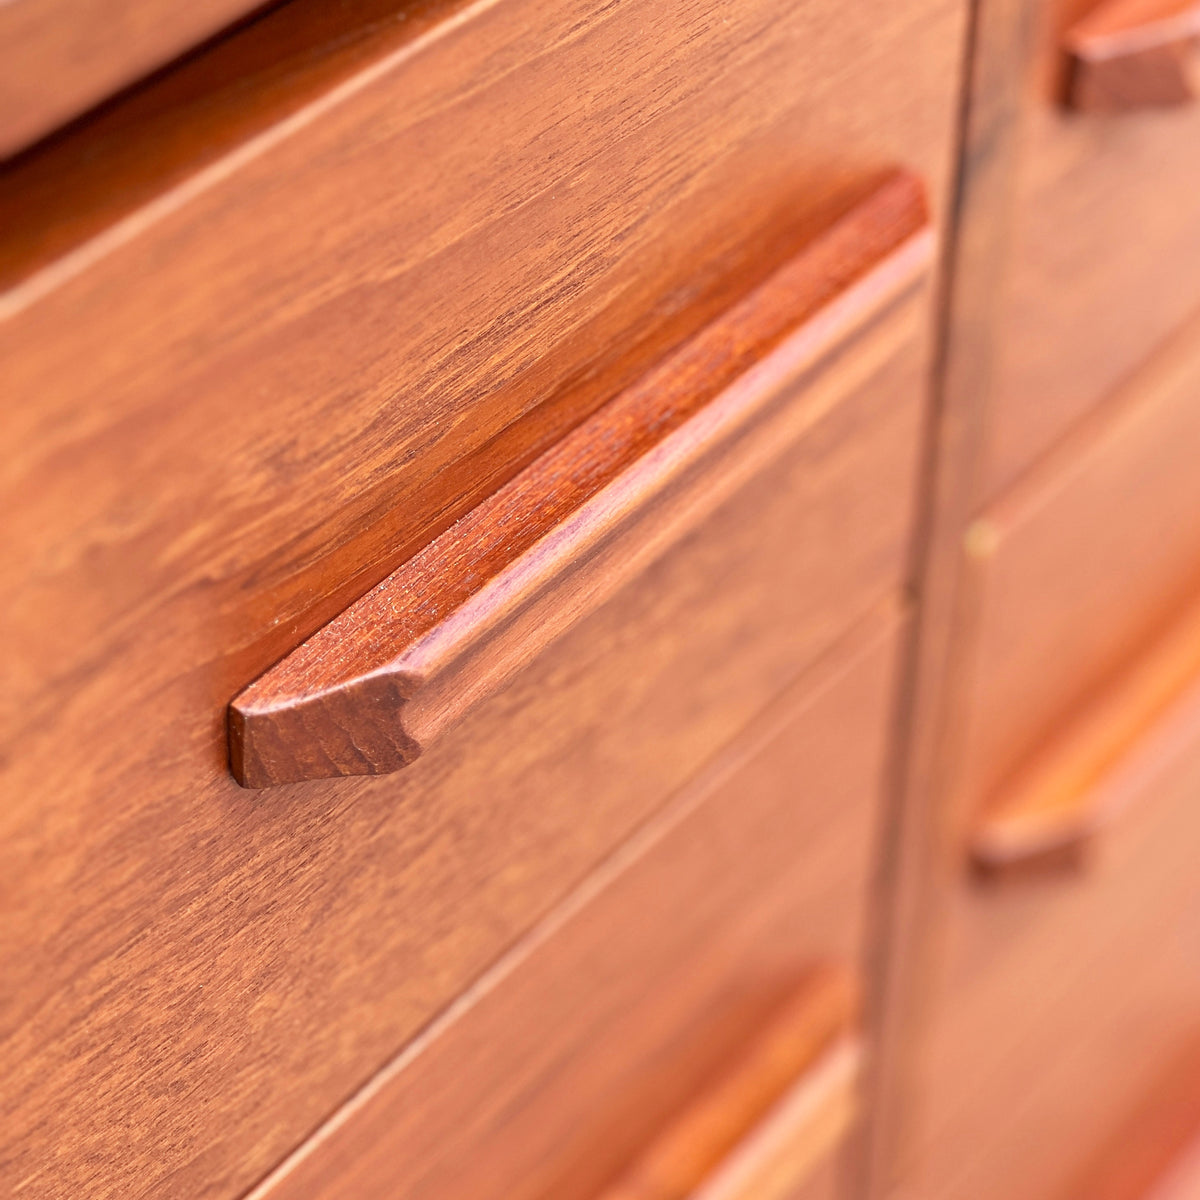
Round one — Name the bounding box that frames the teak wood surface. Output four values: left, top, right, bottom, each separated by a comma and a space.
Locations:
245, 606, 904, 1200
891, 285, 1200, 1200
866, 0, 1200, 1194
912, 716, 1200, 1200
230, 172, 931, 787
0, 288, 931, 1200
0, 0, 971, 1195
1061, 1031, 1200, 1200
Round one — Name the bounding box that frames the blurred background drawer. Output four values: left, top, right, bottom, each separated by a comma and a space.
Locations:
961, 302, 1200, 823
913, 638, 1200, 1200
248, 605, 905, 1200
982, 0, 1200, 493
902, 246, 1200, 1200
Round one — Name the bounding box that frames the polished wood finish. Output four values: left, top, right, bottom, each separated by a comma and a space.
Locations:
1065, 0, 1200, 111
230, 173, 931, 787
0, 0, 966, 1188
246, 606, 904, 1200
596, 969, 859, 1200
0, 0, 271, 157
0, 0, 965, 722
27, 0, 1200, 1196
0, 271, 929, 1199
972, 587, 1200, 877
882, 307, 1200, 1197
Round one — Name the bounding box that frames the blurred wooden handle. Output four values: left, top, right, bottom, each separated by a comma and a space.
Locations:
971, 589, 1200, 879
227, 170, 932, 789
597, 967, 861, 1200
1064, 0, 1200, 111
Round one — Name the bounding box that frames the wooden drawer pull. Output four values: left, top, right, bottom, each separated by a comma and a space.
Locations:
228, 169, 932, 788
1064, 0, 1200, 111
971, 588, 1200, 879
597, 966, 860, 1200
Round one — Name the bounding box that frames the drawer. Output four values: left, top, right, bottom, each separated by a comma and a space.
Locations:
0, 0, 964, 677
909, 642, 1200, 1200
245, 605, 905, 1200
0, 195, 931, 1199
0, 0, 264, 157
983, 0, 1200, 493
904, 305, 1200, 1199
960, 304, 1200, 821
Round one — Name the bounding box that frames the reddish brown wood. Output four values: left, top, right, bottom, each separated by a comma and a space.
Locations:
0, 0, 968, 1192
229, 172, 931, 788
1061, 1032, 1200, 1200
0, 281, 931, 1200
596, 969, 860, 1200
954, 300, 1200, 843
907, 703, 1200, 1200
244, 603, 904, 1200
972, 587, 1200, 878
1065, 0, 1200, 111
0, 0, 274, 158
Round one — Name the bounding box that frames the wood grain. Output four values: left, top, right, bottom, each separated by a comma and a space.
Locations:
891, 242, 1200, 1200
972, 587, 1200, 877
229, 172, 931, 788
0, 284, 930, 1200
1065, 0, 1200, 111
854, 0, 1034, 1190
0, 0, 273, 158
0, 0, 965, 1193
0, 0, 965, 799
244, 603, 904, 1200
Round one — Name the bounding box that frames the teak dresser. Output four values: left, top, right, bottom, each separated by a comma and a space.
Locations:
2, 1, 1199, 1198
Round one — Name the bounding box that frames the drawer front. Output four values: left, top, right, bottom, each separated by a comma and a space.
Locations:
0, 0, 964, 654
962, 306, 1200, 818
0, 263, 928, 1199
911, 688, 1200, 1200
982, 0, 1200, 493
907, 302, 1200, 1198
247, 606, 905, 1200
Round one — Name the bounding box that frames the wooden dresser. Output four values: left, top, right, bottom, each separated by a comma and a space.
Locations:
3, 1, 1199, 1198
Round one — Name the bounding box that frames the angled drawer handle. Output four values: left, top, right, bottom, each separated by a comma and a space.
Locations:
1064, 0, 1200, 111
597, 966, 860, 1200
228, 169, 932, 788
971, 589, 1200, 880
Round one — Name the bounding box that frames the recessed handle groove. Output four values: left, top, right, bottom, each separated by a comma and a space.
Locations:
228, 169, 932, 788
